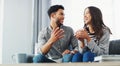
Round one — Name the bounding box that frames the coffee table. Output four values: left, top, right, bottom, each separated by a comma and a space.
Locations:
94, 55, 120, 62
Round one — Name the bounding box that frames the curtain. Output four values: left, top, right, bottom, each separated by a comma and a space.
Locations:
33, 0, 51, 54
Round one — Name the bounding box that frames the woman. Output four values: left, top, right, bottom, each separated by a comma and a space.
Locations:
74, 6, 112, 62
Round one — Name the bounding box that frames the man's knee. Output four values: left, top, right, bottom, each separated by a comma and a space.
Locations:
33, 54, 44, 63
62, 54, 73, 62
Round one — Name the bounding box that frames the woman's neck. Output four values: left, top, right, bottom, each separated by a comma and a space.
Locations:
87, 24, 94, 33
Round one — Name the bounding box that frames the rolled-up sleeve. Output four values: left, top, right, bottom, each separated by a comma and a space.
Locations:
36, 31, 46, 54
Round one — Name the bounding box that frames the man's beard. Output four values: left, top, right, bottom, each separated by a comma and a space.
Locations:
56, 20, 63, 28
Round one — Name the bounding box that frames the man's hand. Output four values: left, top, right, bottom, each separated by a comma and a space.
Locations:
41, 27, 64, 54
62, 49, 78, 56
62, 49, 71, 56
48, 27, 64, 45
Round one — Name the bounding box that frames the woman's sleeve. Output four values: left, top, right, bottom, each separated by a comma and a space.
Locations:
87, 29, 110, 56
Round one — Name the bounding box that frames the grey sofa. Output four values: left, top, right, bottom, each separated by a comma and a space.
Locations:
17, 39, 120, 63
109, 39, 120, 55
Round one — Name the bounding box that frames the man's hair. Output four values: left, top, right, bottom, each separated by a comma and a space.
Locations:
47, 5, 64, 17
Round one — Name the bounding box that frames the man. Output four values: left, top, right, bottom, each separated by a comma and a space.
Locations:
33, 5, 79, 63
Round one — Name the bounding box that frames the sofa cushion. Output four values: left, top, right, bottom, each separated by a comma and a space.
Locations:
109, 39, 120, 54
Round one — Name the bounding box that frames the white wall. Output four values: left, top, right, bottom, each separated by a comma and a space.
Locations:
112, 0, 120, 40
1, 0, 33, 64
51, 0, 120, 40
0, 0, 4, 64
51, 0, 113, 31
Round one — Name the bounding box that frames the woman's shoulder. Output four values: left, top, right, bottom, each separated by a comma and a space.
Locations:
103, 26, 111, 35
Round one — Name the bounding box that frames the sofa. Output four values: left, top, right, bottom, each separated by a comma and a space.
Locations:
109, 39, 120, 55
16, 39, 120, 63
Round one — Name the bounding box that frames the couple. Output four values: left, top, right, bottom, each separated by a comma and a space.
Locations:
33, 5, 112, 63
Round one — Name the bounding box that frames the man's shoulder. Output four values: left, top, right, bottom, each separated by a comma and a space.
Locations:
62, 25, 73, 30
39, 27, 50, 34
40, 27, 50, 31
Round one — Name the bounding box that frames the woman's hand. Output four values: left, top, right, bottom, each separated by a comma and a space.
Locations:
75, 29, 91, 42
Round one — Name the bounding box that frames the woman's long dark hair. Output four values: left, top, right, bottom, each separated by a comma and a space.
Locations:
84, 6, 112, 41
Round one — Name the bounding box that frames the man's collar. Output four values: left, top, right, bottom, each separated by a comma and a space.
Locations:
49, 25, 63, 31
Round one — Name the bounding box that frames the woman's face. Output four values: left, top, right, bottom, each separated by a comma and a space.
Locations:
84, 8, 92, 25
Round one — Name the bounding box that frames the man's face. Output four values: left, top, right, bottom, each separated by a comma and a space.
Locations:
54, 9, 65, 24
